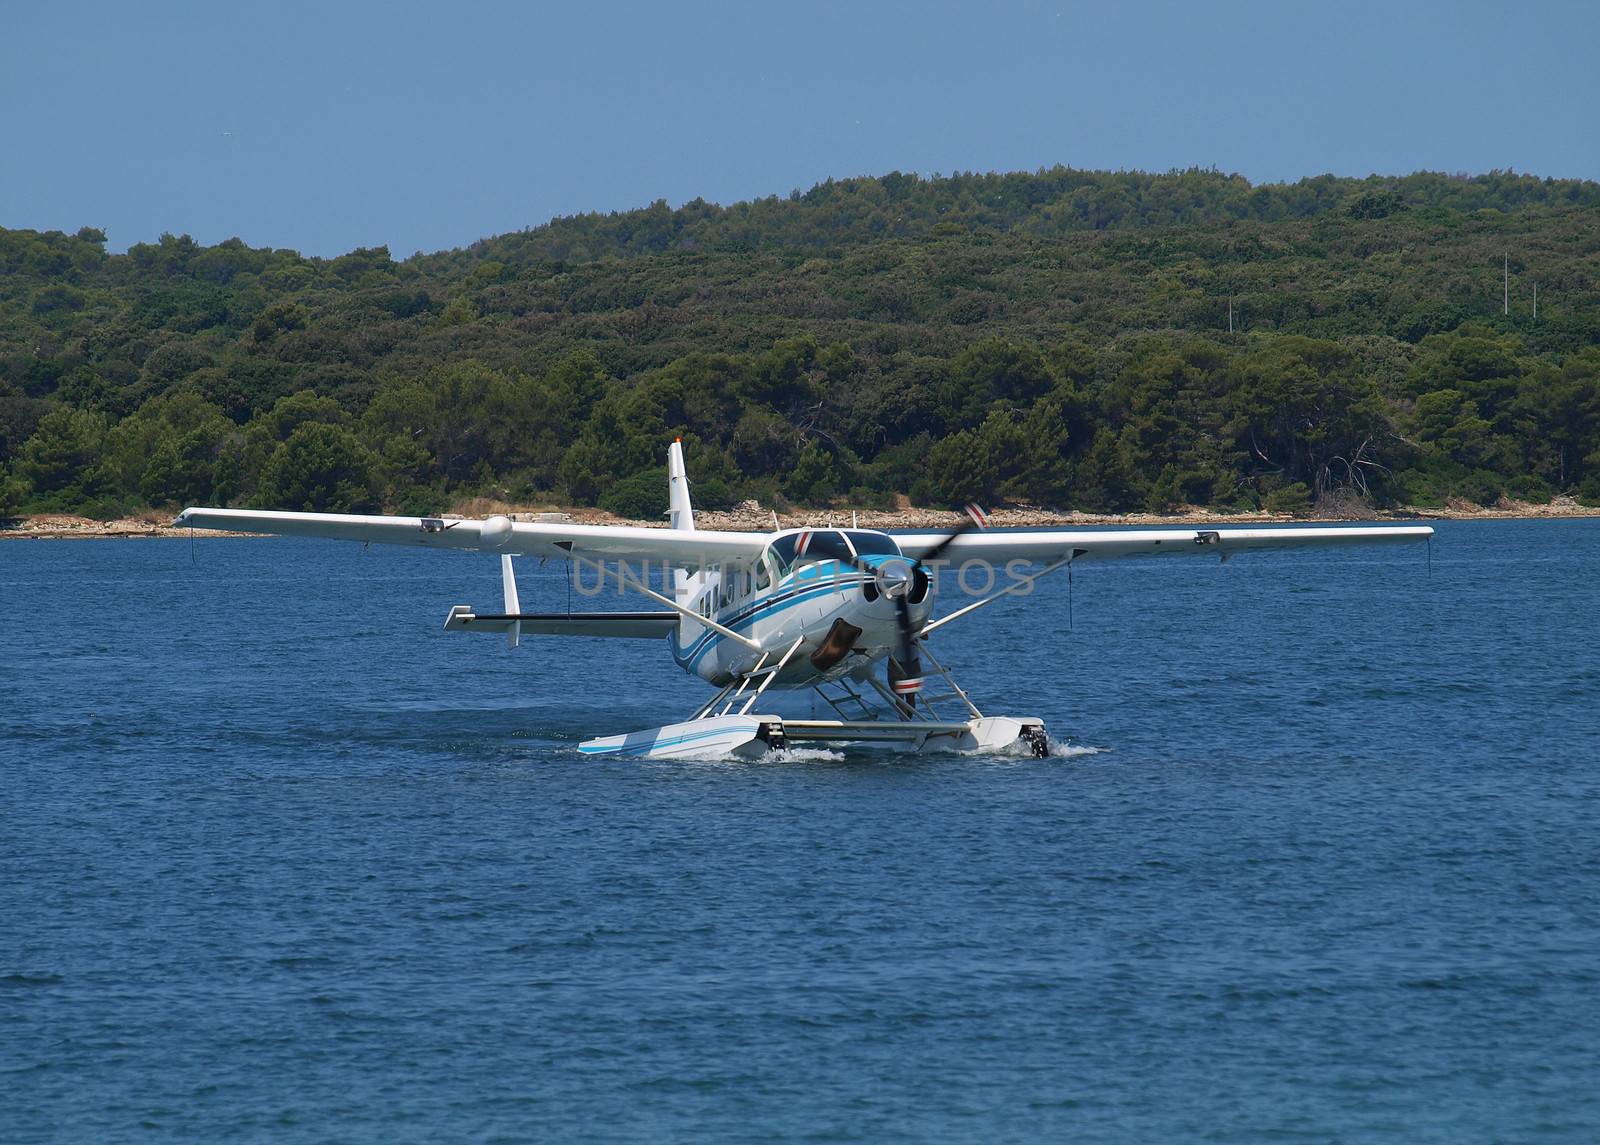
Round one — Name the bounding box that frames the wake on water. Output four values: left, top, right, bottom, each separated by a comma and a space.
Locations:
1048, 740, 1106, 759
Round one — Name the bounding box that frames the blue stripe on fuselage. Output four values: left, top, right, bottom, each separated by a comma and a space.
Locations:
669, 557, 894, 673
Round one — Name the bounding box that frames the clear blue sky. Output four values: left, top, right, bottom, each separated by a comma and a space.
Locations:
4, 0, 1596, 258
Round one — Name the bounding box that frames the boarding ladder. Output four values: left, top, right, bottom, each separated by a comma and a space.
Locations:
689, 636, 807, 720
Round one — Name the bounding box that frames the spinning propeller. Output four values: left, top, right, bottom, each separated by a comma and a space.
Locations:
848, 503, 989, 711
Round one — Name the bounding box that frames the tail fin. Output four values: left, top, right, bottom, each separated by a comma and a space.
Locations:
668, 438, 694, 532
667, 439, 696, 606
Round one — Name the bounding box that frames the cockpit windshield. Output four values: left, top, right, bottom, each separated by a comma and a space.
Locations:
766, 528, 902, 576
768, 529, 849, 573
843, 530, 901, 557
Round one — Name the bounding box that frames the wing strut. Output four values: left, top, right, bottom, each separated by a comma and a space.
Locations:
574, 555, 764, 653
918, 554, 1076, 639
501, 555, 521, 649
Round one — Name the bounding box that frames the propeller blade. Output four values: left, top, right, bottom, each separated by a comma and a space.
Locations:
914, 502, 990, 569
830, 504, 988, 711
886, 594, 923, 707
892, 594, 917, 664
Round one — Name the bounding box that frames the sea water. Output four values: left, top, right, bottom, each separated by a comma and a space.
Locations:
3, 520, 1598, 1143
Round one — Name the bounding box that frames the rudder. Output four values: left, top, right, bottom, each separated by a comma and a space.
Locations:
668, 438, 694, 532
667, 439, 697, 607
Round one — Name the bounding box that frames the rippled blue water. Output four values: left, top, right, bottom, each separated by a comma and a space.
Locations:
4, 520, 1599, 1143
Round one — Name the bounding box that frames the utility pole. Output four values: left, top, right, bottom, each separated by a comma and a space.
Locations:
1533, 281, 1538, 322
1228, 297, 1234, 334
1503, 254, 1509, 316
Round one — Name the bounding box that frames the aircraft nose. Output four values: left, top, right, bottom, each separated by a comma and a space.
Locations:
857, 559, 932, 629
878, 561, 912, 597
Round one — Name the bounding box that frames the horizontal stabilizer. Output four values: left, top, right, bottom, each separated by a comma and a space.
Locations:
444, 606, 676, 639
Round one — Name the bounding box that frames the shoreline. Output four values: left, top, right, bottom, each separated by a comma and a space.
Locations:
4, 496, 1598, 540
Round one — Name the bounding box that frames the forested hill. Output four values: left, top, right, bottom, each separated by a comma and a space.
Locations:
454, 168, 1600, 263
3, 167, 1600, 522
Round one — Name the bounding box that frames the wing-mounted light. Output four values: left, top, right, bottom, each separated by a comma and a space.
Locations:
482, 515, 514, 548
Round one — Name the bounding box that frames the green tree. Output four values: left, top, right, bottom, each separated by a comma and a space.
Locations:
140, 427, 229, 506
599, 470, 668, 520
561, 389, 671, 503
256, 424, 378, 512
0, 465, 23, 519
366, 363, 539, 487
1228, 337, 1394, 502
539, 351, 609, 440
16, 407, 111, 501
1263, 482, 1313, 515
1409, 390, 1505, 470
786, 439, 849, 504
925, 427, 1000, 506
940, 339, 1053, 430
1073, 426, 1144, 513
1001, 393, 1077, 506
1507, 355, 1600, 490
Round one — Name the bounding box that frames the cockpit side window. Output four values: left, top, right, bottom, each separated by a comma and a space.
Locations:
768, 533, 800, 571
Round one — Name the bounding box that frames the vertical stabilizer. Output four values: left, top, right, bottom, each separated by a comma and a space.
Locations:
667, 439, 697, 607
668, 439, 694, 532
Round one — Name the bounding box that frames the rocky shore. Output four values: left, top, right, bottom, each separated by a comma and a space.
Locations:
4, 495, 1598, 540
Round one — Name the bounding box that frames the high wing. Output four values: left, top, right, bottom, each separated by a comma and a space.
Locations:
173, 507, 768, 570
895, 524, 1433, 563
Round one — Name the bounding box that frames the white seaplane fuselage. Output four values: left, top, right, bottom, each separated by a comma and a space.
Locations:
671, 532, 929, 688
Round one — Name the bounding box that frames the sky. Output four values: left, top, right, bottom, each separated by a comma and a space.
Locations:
3, 0, 1597, 258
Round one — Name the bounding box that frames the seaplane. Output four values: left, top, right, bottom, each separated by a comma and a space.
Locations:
175, 440, 1433, 759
